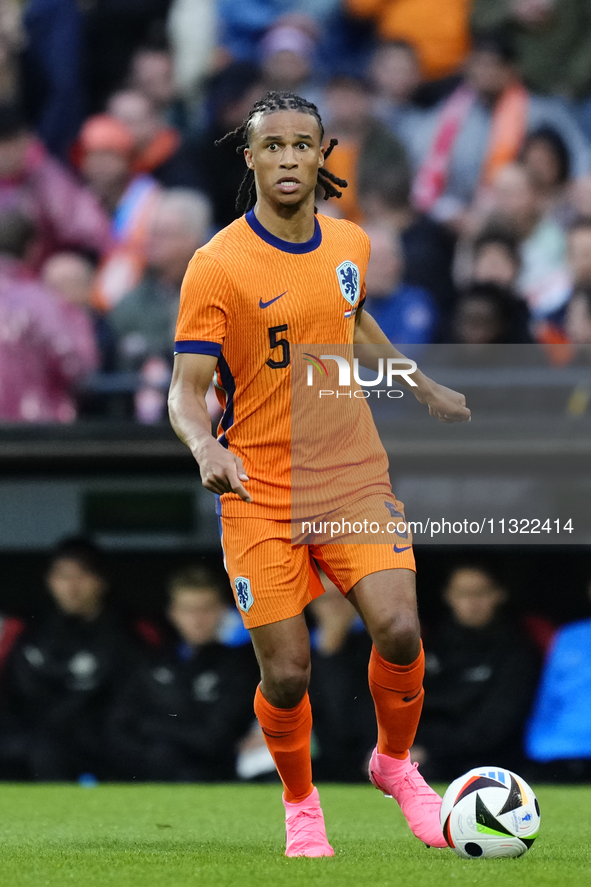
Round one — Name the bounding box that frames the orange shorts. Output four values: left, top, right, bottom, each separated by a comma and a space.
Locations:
218, 494, 416, 629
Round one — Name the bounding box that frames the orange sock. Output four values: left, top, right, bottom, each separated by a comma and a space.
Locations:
368, 643, 425, 759
254, 684, 314, 803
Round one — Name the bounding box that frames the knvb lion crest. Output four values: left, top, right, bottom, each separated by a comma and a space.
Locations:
234, 576, 254, 612
336, 261, 360, 306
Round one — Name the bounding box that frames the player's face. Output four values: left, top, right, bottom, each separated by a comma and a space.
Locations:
244, 110, 324, 209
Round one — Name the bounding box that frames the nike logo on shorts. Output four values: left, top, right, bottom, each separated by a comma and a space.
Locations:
393, 544, 412, 553
259, 291, 287, 309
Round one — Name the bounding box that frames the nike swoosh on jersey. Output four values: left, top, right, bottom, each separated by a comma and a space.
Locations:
259, 291, 287, 309
393, 544, 412, 553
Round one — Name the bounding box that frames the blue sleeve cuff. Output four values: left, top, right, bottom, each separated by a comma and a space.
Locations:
174, 340, 222, 357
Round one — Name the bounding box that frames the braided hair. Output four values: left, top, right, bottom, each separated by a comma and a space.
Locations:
214, 91, 348, 216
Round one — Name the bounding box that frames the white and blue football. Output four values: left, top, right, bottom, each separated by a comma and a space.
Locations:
440, 766, 540, 859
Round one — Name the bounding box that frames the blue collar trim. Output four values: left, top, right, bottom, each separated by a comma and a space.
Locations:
245, 207, 322, 254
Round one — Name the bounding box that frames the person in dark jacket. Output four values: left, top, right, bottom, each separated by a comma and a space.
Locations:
411, 565, 539, 782
107, 565, 258, 781
0, 537, 140, 780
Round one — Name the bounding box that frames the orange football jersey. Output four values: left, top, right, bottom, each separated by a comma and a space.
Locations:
175, 209, 391, 519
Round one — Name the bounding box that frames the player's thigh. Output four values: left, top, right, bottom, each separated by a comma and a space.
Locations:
219, 515, 324, 630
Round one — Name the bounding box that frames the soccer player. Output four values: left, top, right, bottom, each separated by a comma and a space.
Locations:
168, 91, 471, 857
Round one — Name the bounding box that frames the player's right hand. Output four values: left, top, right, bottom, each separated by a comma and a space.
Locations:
197, 440, 252, 502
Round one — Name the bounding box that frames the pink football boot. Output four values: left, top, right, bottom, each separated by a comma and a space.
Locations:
283, 787, 335, 857
369, 748, 448, 848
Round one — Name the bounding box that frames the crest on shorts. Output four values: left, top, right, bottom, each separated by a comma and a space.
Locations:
336, 261, 360, 306
234, 576, 254, 613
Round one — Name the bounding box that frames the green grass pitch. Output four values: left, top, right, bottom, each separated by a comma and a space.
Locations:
0, 783, 588, 887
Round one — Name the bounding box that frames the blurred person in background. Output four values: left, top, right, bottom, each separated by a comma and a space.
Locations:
362, 222, 438, 344
485, 162, 568, 318
0, 103, 111, 268
107, 565, 257, 781
361, 166, 456, 308
109, 188, 211, 423
308, 576, 375, 782
21, 0, 85, 160
0, 537, 140, 780
0, 0, 21, 107
76, 113, 161, 311
413, 32, 591, 227
471, 0, 591, 102
452, 282, 532, 346
259, 16, 320, 101
41, 251, 115, 372
0, 208, 98, 422
110, 188, 211, 374
346, 0, 471, 85
525, 576, 591, 781
127, 43, 182, 121
166, 1, 216, 109
83, 0, 173, 112
106, 89, 199, 189
411, 565, 538, 782
192, 61, 265, 228
470, 227, 521, 288
521, 126, 572, 224
322, 75, 408, 223
368, 40, 431, 159
538, 219, 591, 343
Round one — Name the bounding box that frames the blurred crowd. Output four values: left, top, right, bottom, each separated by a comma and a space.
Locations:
0, 536, 589, 783
2, 1, 591, 421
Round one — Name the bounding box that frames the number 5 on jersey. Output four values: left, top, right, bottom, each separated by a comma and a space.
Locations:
267, 324, 290, 369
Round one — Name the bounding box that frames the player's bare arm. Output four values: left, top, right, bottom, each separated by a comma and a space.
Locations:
168, 353, 252, 502
354, 308, 471, 423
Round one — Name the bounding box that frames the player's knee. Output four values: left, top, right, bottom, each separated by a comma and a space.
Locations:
371, 611, 420, 665
261, 660, 310, 708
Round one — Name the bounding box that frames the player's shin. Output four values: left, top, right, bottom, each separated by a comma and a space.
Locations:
368, 643, 425, 759
253, 684, 314, 803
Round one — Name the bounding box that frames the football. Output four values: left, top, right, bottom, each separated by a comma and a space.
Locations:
440, 767, 541, 859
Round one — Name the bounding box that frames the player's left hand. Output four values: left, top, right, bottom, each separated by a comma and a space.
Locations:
416, 381, 471, 423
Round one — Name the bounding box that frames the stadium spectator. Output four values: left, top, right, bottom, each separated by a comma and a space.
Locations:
21, 0, 85, 160
322, 75, 409, 223
0, 538, 140, 780
0, 103, 111, 268
109, 189, 211, 374
363, 222, 438, 344
485, 162, 569, 318
471, 0, 591, 100
412, 565, 539, 782
368, 40, 435, 160
106, 89, 199, 189
525, 578, 591, 781
259, 16, 320, 99
192, 61, 265, 229
107, 565, 257, 781
76, 113, 161, 311
166, 1, 216, 105
308, 577, 375, 782
361, 167, 456, 307
82, 0, 173, 112
41, 252, 115, 372
346, 0, 471, 83
412, 32, 591, 225
452, 282, 532, 346
127, 44, 180, 119
470, 227, 521, 288
0, 209, 98, 422
521, 126, 572, 224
